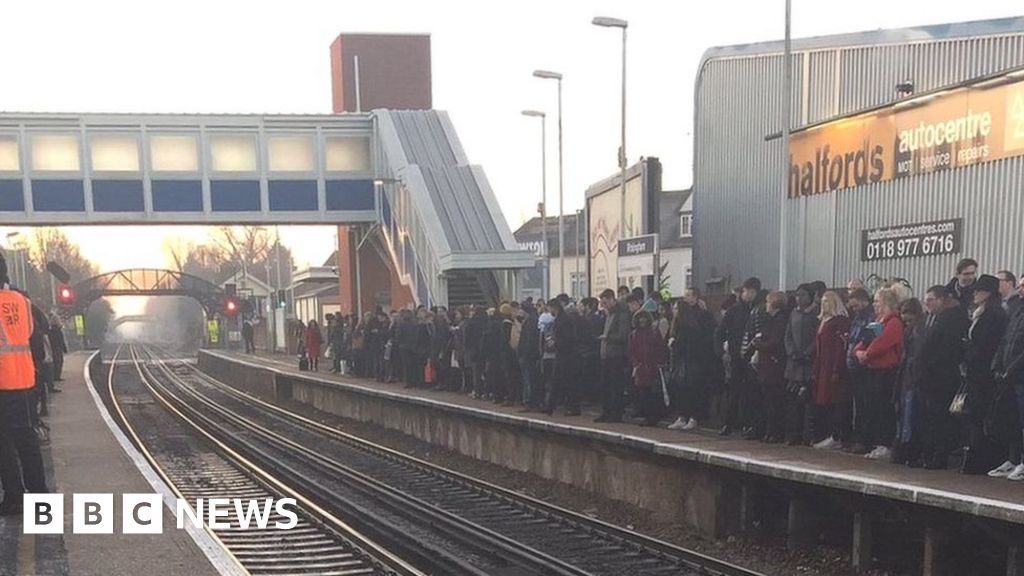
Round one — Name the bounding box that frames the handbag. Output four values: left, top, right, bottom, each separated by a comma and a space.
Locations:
424, 360, 436, 384
948, 379, 970, 417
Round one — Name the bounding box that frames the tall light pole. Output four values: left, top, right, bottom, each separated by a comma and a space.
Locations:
5, 232, 21, 288
273, 225, 283, 352
593, 16, 629, 247
521, 110, 549, 300
779, 0, 792, 290
533, 69, 564, 295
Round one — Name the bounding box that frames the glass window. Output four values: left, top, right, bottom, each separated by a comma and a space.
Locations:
685, 266, 693, 289
210, 134, 257, 172
31, 134, 80, 171
268, 135, 315, 172
151, 135, 199, 172
91, 135, 140, 172
325, 137, 370, 172
0, 136, 18, 171
679, 213, 693, 239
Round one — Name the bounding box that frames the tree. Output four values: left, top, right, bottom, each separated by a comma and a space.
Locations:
164, 239, 227, 283
212, 227, 273, 272
19, 228, 99, 307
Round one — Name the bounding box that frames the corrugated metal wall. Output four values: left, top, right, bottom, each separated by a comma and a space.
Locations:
694, 22, 1024, 293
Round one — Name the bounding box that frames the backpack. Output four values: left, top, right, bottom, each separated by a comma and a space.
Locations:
509, 318, 523, 351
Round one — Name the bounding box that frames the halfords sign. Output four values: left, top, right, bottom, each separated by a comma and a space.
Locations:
616, 234, 657, 277
788, 74, 1024, 198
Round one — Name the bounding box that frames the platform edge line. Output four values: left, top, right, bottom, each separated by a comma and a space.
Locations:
82, 351, 247, 576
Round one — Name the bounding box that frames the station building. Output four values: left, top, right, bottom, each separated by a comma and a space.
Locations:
693, 17, 1024, 294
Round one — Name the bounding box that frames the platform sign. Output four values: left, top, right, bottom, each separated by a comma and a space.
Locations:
617, 234, 658, 277
73, 314, 85, 336
207, 320, 219, 344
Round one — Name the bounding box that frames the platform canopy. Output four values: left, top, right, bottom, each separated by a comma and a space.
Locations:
0, 112, 378, 224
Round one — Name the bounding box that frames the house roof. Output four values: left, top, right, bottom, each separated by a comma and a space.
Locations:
215, 266, 275, 293
659, 189, 693, 250
512, 213, 584, 258
293, 282, 339, 299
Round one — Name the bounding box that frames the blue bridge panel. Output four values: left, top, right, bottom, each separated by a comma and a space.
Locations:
0, 181, 24, 212
325, 179, 374, 211
92, 180, 144, 212
32, 180, 85, 212
269, 180, 318, 211
152, 180, 203, 212
211, 180, 261, 212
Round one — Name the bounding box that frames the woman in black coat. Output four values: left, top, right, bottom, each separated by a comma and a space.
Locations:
961, 275, 1009, 474
667, 298, 718, 431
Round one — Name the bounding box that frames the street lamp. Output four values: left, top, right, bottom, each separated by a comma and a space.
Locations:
780, 0, 792, 290
532, 69, 565, 295
5, 231, 23, 289
521, 110, 549, 300
593, 16, 630, 248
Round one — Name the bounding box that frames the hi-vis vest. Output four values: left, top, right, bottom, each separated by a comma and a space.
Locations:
0, 290, 35, 390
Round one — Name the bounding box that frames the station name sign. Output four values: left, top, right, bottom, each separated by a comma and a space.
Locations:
860, 218, 962, 262
617, 234, 657, 277
788, 74, 1024, 198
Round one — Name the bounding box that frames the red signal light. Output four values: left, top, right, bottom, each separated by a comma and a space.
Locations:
57, 285, 75, 305
224, 297, 239, 316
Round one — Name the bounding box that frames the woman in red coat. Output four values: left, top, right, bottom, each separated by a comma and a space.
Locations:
305, 320, 324, 371
811, 291, 851, 449
629, 311, 669, 427
853, 288, 904, 459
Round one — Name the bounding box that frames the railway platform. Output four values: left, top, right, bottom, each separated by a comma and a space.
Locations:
0, 352, 231, 576
203, 349, 1024, 576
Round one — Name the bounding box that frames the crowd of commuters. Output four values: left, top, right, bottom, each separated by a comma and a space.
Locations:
0, 252, 66, 516
710, 258, 1024, 479
292, 256, 1024, 481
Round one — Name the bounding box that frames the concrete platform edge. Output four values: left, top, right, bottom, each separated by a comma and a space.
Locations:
206, 350, 1024, 526
82, 351, 245, 576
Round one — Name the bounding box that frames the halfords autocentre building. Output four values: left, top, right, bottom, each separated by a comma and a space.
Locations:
693, 16, 1024, 294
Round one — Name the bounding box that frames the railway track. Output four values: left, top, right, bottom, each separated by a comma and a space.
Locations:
135, 344, 764, 576
105, 344, 425, 576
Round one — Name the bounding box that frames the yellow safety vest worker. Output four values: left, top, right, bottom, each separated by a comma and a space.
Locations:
0, 290, 36, 391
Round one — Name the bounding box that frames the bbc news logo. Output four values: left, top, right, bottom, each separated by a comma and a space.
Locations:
23, 494, 299, 534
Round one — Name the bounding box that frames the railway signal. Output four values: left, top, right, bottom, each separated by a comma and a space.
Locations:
57, 284, 75, 305
223, 297, 239, 317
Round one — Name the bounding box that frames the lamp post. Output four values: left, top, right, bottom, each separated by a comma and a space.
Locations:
521, 110, 549, 300
593, 16, 629, 247
5, 231, 21, 288
779, 0, 792, 290
533, 69, 564, 295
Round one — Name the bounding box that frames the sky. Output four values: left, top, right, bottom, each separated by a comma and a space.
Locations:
1, 0, 1021, 273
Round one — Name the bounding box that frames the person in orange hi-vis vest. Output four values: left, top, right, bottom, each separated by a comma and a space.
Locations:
0, 252, 48, 516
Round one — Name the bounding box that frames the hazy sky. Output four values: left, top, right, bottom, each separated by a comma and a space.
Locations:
1, 0, 1020, 273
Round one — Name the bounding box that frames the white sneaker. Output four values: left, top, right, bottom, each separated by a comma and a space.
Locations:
988, 460, 1017, 478
681, 418, 699, 431
813, 437, 842, 450
1008, 464, 1024, 481
666, 417, 688, 431
865, 446, 891, 460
